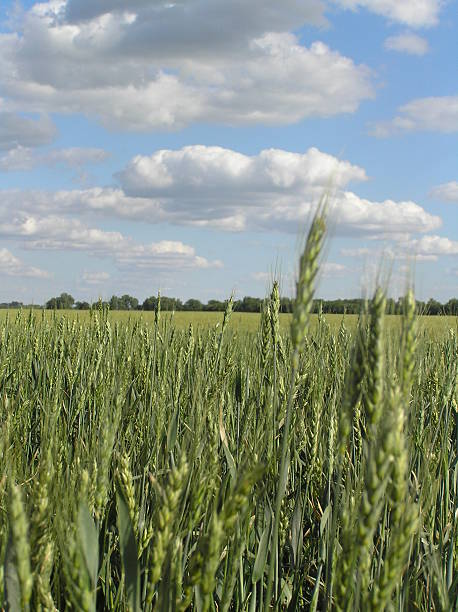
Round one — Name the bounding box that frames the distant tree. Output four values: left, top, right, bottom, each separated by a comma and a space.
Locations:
109, 295, 121, 310
415, 300, 426, 315
109, 294, 138, 310
445, 298, 458, 315
183, 298, 203, 311
386, 298, 396, 315
120, 294, 139, 310
426, 298, 442, 315
142, 296, 157, 311
280, 297, 293, 313
0, 301, 24, 309
160, 297, 182, 311
8, 291, 457, 315
60, 293, 75, 309
205, 300, 225, 312
237, 296, 262, 313
46, 293, 75, 310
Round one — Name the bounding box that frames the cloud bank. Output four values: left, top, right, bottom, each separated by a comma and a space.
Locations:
332, 0, 442, 28
0, 247, 50, 278
372, 96, 458, 137
0, 1, 375, 130
0, 146, 442, 254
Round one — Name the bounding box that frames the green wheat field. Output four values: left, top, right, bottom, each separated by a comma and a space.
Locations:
1, 212, 457, 610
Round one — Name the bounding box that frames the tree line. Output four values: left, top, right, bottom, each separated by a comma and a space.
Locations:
1, 292, 457, 315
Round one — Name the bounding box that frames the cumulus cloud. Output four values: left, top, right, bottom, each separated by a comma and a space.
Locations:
342, 235, 458, 262
408, 235, 458, 259
0, 144, 447, 277
81, 271, 110, 284
0, 145, 441, 239
0, 112, 57, 150
0, 210, 219, 271
371, 96, 458, 137
0, 2, 374, 129
0, 247, 50, 278
332, 0, 442, 28
115, 145, 440, 236
322, 262, 347, 276
430, 181, 458, 203
384, 32, 429, 55
118, 146, 367, 196
63, 0, 326, 31
58, 0, 443, 31
0, 146, 109, 171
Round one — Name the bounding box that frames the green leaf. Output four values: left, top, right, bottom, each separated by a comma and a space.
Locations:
166, 406, 179, 453
252, 517, 271, 584
320, 504, 331, 537
219, 405, 236, 481
291, 493, 303, 568
117, 489, 141, 612
77, 503, 99, 592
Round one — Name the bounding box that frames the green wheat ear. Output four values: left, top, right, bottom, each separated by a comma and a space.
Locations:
6, 479, 33, 612
370, 389, 419, 610
146, 455, 189, 605
401, 288, 417, 399
363, 287, 386, 433
266, 204, 327, 608
291, 210, 327, 368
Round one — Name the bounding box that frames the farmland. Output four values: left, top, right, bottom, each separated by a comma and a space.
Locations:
0, 309, 456, 336
0, 216, 457, 611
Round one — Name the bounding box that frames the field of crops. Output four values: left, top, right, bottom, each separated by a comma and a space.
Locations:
1, 213, 457, 611
1, 309, 456, 336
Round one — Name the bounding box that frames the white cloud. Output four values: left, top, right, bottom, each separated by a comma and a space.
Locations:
252, 272, 270, 283
408, 235, 458, 259
340, 247, 372, 257
353, 235, 458, 262
341, 244, 436, 262
81, 271, 110, 284
0, 247, 50, 278
0, 112, 56, 150
115, 145, 440, 237
332, 0, 442, 27
0, 210, 220, 271
0, 145, 441, 239
384, 32, 429, 55
371, 96, 458, 137
0, 146, 109, 171
430, 181, 458, 203
322, 262, 347, 276
331, 191, 440, 236
0, 3, 374, 129
115, 242, 222, 270
0, 146, 36, 171
118, 146, 367, 196
62, 0, 326, 30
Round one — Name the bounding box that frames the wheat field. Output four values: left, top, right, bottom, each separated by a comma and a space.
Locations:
1, 213, 457, 610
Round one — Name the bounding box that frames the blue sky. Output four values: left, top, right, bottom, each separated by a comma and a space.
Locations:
0, 0, 456, 304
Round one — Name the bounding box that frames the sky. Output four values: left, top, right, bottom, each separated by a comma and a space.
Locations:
0, 0, 457, 304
